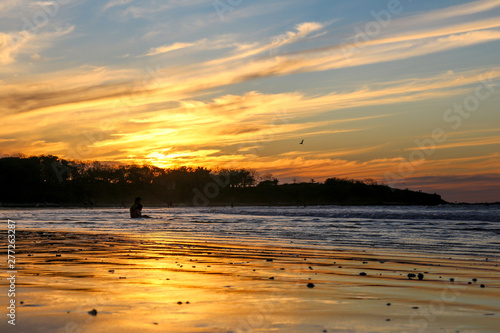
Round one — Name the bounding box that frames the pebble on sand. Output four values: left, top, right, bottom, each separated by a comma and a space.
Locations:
359, 272, 367, 276
449, 278, 455, 282
307, 282, 315, 288
88, 309, 98, 316
480, 284, 485, 288
417, 273, 424, 280
407, 273, 416, 280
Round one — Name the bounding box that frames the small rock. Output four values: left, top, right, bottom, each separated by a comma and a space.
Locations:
407, 273, 416, 280
308, 266, 313, 270
449, 278, 455, 282
418, 273, 424, 280
480, 284, 485, 288
177, 301, 183, 305
359, 272, 367, 276
88, 309, 98, 316
307, 283, 315, 288
472, 278, 477, 282
269, 277, 274, 280
386, 303, 391, 306
266, 259, 273, 262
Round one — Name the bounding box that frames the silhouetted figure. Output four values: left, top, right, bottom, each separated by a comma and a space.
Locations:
130, 197, 150, 218
299, 139, 304, 145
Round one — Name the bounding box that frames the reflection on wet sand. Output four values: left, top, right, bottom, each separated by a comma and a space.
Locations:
1, 230, 499, 333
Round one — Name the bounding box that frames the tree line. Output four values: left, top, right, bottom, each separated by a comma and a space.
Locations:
0, 155, 445, 206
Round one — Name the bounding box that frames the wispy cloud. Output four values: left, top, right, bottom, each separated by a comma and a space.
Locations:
102, 0, 134, 13
143, 42, 195, 57
0, 25, 74, 66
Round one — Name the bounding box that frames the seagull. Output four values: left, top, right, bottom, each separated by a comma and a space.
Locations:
299, 139, 304, 145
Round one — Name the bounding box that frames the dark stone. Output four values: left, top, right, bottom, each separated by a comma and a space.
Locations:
88, 309, 97, 316
307, 283, 315, 288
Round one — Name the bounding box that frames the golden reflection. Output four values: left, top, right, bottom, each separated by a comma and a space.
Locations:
1, 230, 499, 332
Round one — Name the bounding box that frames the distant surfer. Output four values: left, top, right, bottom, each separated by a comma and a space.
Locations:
130, 197, 150, 218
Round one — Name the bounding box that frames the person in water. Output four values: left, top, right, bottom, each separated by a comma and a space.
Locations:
130, 197, 150, 218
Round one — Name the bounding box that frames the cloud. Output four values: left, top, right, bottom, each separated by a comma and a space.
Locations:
0, 25, 74, 66
204, 21, 327, 66
102, 0, 134, 12
119, 0, 208, 19
403, 0, 500, 22
411, 136, 500, 151
143, 42, 195, 57
401, 172, 500, 202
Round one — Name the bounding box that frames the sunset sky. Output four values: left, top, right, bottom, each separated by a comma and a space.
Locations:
1, 0, 499, 202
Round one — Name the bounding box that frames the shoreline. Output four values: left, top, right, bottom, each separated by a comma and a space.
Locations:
1, 229, 499, 332
1, 202, 499, 210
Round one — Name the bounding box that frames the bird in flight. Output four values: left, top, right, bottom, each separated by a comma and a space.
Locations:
299, 139, 304, 145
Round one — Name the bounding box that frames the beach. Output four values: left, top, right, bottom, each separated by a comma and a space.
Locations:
2, 228, 499, 333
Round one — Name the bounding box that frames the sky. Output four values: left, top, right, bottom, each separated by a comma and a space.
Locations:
1, 0, 499, 203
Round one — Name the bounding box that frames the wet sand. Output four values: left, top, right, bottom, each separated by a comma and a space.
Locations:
1, 230, 499, 332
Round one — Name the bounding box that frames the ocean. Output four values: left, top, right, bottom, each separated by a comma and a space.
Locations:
2, 205, 499, 258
